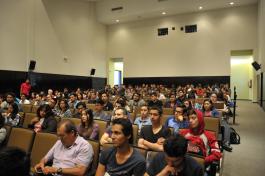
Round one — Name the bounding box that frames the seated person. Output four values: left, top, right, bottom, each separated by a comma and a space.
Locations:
164, 105, 189, 134
163, 93, 177, 109
138, 106, 171, 152
57, 99, 72, 118
19, 93, 31, 104
29, 104, 57, 133
101, 92, 114, 111
148, 92, 163, 109
201, 99, 220, 117
128, 93, 146, 113
68, 93, 80, 109
77, 109, 99, 140
179, 109, 222, 165
3, 103, 20, 127
145, 135, 203, 176
134, 104, 151, 133
96, 118, 146, 176
34, 120, 93, 176
0, 147, 30, 176
100, 107, 128, 145
93, 99, 111, 121
0, 114, 6, 145
73, 102, 86, 118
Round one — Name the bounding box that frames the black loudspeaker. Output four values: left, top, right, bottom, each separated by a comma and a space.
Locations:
251, 61, 261, 71
90, 68, 96, 76
29, 60, 36, 71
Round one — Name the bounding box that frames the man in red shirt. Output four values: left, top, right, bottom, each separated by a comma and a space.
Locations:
20, 79, 31, 97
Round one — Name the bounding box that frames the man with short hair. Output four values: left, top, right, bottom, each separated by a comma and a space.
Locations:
68, 93, 79, 109
134, 104, 151, 133
96, 118, 146, 176
93, 99, 111, 121
128, 93, 146, 112
34, 120, 93, 176
73, 102, 87, 118
148, 92, 163, 109
138, 106, 171, 151
145, 135, 203, 176
100, 107, 128, 145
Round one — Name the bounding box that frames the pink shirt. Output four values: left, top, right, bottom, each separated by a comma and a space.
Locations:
45, 136, 93, 169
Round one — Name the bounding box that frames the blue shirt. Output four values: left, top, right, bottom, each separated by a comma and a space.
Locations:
165, 116, 189, 134
134, 116, 152, 131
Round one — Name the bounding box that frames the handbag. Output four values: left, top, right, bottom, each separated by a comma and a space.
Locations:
230, 127, 240, 144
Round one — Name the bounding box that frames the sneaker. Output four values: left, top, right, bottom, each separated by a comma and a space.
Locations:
222, 143, 233, 152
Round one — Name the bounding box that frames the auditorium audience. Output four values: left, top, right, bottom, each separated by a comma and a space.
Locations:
128, 93, 146, 113
57, 99, 72, 118
134, 104, 151, 133
19, 93, 31, 105
164, 93, 177, 109
93, 99, 111, 121
148, 92, 163, 109
3, 103, 20, 127
68, 93, 79, 109
73, 102, 86, 119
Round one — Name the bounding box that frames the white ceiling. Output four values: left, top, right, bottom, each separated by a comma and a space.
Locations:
93, 0, 258, 25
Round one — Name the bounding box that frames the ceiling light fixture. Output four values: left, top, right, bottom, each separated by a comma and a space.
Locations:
162, 12, 166, 15
115, 19, 120, 23
230, 2, 234, 5
199, 6, 203, 10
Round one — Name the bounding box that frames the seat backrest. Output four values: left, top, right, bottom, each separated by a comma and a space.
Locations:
87, 139, 100, 175
94, 119, 107, 139
162, 108, 174, 115
7, 127, 35, 153
188, 153, 205, 170
132, 124, 138, 145
21, 104, 33, 113
31, 132, 58, 166
61, 117, 81, 126
23, 113, 37, 128
31, 105, 40, 113
86, 104, 96, 111
161, 115, 171, 126
1, 125, 12, 147
204, 117, 220, 138
213, 102, 225, 110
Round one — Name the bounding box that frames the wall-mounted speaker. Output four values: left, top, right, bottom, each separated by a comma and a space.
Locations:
90, 68, 96, 76
251, 61, 261, 71
29, 60, 36, 71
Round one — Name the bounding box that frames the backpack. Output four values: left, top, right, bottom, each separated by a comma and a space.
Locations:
230, 127, 240, 144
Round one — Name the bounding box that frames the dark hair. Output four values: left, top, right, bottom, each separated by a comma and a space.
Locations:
5, 92, 16, 98
95, 99, 104, 106
0, 147, 30, 176
163, 135, 188, 158
112, 118, 133, 144
150, 92, 158, 96
149, 106, 163, 117
59, 99, 69, 110
76, 101, 86, 109
116, 99, 126, 107
59, 119, 78, 135
37, 104, 54, 118
81, 109, 94, 127
187, 109, 197, 116
202, 99, 214, 111
0, 114, 5, 128
8, 103, 19, 120
69, 93, 77, 97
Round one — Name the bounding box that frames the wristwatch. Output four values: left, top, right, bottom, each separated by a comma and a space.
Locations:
57, 167, 63, 175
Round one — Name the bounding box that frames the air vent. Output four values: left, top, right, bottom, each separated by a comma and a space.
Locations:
158, 0, 168, 2
111, 6, 123, 11
185, 25, 197, 33
158, 28, 168, 36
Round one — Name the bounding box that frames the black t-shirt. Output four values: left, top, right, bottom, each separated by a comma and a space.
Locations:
148, 100, 163, 108
139, 125, 171, 143
99, 147, 146, 176
147, 152, 203, 176
104, 102, 114, 111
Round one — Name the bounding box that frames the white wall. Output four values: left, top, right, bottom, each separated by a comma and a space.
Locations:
107, 5, 258, 78
0, 0, 107, 77
258, 0, 265, 72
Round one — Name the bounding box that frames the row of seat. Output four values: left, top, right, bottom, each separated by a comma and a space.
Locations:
3, 126, 205, 175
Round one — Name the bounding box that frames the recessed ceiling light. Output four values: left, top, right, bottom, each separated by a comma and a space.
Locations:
116, 19, 120, 23
230, 2, 234, 5
162, 12, 166, 15
199, 6, 203, 10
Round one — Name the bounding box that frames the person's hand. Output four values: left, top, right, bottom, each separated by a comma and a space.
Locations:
42, 166, 58, 175
34, 163, 45, 173
157, 137, 165, 145
159, 165, 176, 176
177, 115, 184, 121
